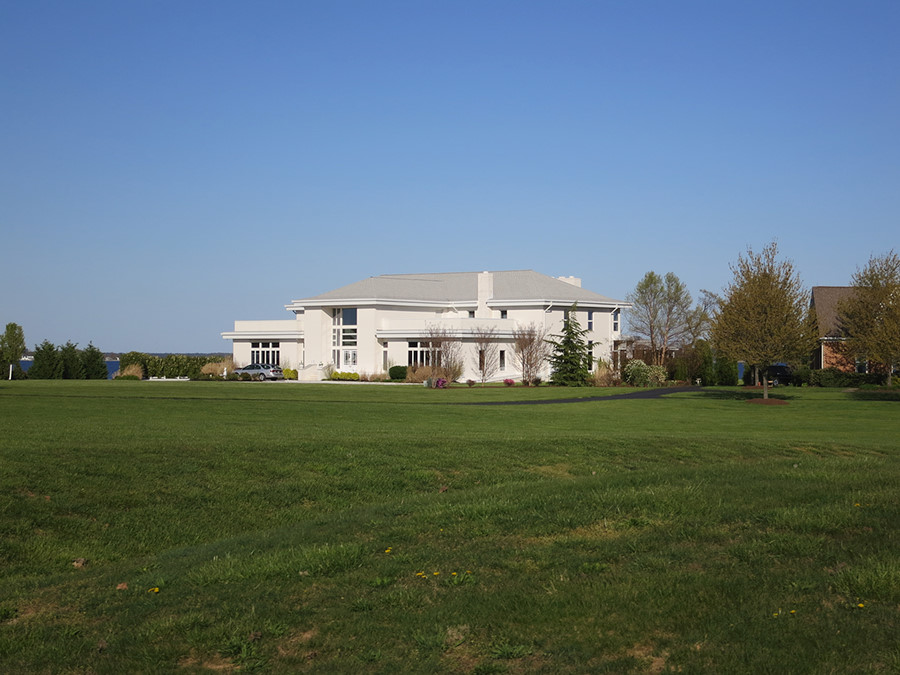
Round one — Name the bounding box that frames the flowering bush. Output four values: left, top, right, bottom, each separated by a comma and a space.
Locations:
623, 359, 650, 386
503, 378, 515, 387
435, 378, 448, 389
648, 365, 667, 386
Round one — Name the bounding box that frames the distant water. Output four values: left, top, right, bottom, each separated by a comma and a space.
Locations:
19, 360, 119, 379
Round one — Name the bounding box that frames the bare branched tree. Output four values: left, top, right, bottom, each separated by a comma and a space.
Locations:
425, 325, 464, 383
471, 325, 500, 385
512, 322, 550, 385
626, 272, 693, 365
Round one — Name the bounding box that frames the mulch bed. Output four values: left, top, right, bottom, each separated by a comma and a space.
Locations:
746, 398, 789, 405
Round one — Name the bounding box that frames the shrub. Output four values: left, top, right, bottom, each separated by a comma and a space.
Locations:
406, 366, 433, 383
503, 378, 515, 387
434, 378, 448, 389
201, 358, 234, 377
591, 360, 614, 387
623, 359, 651, 386
113, 363, 144, 379
389, 365, 408, 380
791, 365, 811, 387
329, 371, 360, 381
239, 373, 252, 381
282, 368, 298, 380
809, 368, 885, 388
648, 365, 667, 386
466, 379, 476, 387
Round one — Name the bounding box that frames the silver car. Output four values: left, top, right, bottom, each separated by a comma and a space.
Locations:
234, 364, 284, 381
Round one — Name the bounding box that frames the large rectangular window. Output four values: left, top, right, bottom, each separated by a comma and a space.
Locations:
499, 350, 506, 370
251, 342, 280, 365
613, 309, 620, 332
588, 311, 593, 330
332, 308, 357, 368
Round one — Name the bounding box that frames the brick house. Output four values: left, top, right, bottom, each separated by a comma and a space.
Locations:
810, 286, 857, 371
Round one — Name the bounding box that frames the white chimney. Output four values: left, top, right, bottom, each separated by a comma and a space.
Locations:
477, 271, 493, 316
557, 275, 582, 288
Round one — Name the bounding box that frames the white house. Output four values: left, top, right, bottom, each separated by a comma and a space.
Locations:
222, 270, 630, 381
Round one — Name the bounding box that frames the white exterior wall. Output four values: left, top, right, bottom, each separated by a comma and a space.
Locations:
223, 273, 627, 381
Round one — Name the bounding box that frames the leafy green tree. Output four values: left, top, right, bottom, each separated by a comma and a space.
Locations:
81, 343, 109, 380
0, 322, 27, 379
60, 341, 85, 379
627, 271, 693, 366
838, 251, 900, 387
548, 305, 591, 386
712, 242, 816, 399
29, 340, 63, 379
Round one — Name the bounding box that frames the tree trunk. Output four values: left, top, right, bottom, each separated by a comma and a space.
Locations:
762, 375, 769, 399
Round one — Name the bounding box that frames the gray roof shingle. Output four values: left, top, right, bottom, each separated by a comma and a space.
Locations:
292, 270, 626, 307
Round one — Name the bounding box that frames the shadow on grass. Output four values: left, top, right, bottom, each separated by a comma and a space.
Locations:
695, 388, 798, 402
848, 389, 900, 402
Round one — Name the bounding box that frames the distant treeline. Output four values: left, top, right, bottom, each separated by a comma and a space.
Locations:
118, 352, 223, 379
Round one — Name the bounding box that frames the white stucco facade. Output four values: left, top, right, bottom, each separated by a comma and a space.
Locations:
222, 270, 629, 382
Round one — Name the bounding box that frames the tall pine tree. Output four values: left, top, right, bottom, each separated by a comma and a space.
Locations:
28, 340, 63, 379
81, 342, 109, 380
548, 305, 591, 386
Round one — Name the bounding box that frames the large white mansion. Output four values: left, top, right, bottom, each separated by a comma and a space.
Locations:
222, 270, 629, 381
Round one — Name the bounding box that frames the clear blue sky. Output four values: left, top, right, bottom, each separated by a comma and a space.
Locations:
2, 1, 898, 353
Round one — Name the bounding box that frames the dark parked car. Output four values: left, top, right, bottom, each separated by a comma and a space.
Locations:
234, 364, 284, 381
766, 364, 792, 386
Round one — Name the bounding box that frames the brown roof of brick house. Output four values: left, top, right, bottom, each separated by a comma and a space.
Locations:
811, 286, 856, 338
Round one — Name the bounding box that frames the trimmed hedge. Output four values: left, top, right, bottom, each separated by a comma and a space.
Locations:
809, 368, 885, 388
388, 365, 407, 380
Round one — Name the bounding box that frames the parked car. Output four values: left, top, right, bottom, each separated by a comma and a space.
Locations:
234, 364, 284, 381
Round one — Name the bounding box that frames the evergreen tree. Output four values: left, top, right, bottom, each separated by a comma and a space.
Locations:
714, 354, 739, 386
29, 340, 63, 379
548, 305, 591, 386
81, 342, 109, 380
60, 341, 85, 379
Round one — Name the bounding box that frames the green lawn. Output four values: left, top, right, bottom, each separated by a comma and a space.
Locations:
1, 381, 898, 673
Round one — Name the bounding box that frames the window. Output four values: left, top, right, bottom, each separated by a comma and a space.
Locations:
408, 341, 432, 367
332, 308, 357, 367
500, 310, 507, 319
251, 342, 280, 365
499, 350, 506, 370
468, 310, 475, 318
588, 311, 593, 330
613, 309, 620, 332
588, 340, 593, 370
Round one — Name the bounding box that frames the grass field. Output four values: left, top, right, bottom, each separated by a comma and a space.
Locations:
1, 381, 898, 673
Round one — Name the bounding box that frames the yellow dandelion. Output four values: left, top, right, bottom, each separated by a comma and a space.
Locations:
385, 548, 392, 553
434, 571, 440, 576
790, 610, 796, 614
452, 572, 457, 576
858, 603, 865, 608
148, 587, 160, 593
854, 503, 861, 507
